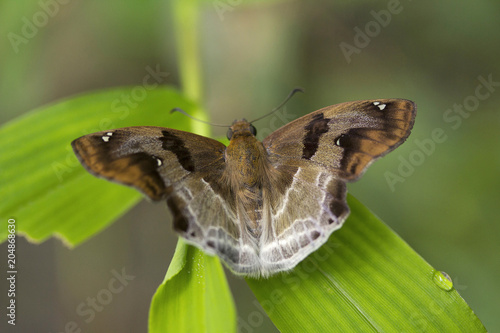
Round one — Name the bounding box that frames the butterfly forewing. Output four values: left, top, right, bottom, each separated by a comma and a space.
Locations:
263, 99, 416, 180
72, 127, 226, 200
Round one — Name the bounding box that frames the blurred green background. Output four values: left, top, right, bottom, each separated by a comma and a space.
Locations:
1, 0, 499, 332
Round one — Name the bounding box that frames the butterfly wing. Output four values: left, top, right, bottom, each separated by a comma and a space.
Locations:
259, 99, 416, 273
72, 126, 260, 272
72, 126, 227, 201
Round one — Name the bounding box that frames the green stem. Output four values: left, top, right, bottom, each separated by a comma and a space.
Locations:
172, 0, 210, 136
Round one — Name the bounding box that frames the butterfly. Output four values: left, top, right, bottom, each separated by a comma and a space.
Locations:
72, 98, 416, 278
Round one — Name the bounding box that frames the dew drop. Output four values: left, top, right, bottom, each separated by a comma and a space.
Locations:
432, 270, 453, 291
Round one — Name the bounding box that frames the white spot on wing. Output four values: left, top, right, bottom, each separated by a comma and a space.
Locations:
106, 132, 113, 136
378, 103, 386, 110
373, 101, 380, 105
102, 136, 110, 142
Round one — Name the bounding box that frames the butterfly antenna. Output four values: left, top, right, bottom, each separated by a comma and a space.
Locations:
249, 87, 304, 123
170, 108, 230, 127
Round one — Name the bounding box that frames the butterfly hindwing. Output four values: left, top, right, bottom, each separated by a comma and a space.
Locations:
259, 166, 349, 272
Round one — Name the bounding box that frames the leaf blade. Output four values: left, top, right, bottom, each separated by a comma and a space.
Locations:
246, 195, 486, 332
149, 240, 236, 333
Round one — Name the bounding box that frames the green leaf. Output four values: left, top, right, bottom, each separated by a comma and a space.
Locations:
0, 86, 194, 245
149, 239, 236, 333
246, 195, 486, 332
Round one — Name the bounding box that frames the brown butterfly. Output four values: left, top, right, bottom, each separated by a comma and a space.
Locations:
72, 98, 416, 277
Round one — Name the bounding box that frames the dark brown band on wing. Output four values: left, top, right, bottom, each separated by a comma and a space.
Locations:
337, 100, 415, 180
302, 113, 331, 160
114, 152, 167, 200
160, 130, 196, 172
167, 196, 189, 232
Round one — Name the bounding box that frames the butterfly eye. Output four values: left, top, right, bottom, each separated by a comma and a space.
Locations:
249, 124, 257, 136
226, 128, 234, 140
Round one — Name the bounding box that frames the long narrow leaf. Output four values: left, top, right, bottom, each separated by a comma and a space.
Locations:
246, 195, 486, 332
149, 239, 236, 333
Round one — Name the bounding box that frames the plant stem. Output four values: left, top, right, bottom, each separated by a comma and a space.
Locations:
172, 0, 210, 136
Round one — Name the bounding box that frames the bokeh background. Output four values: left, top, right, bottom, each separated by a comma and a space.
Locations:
1, 0, 499, 332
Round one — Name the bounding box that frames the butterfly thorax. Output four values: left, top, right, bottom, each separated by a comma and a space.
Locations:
225, 120, 269, 236
225, 120, 266, 186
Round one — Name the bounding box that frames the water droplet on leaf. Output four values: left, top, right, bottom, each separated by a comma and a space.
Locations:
433, 270, 453, 291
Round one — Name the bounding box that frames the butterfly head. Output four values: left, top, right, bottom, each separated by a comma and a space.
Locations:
227, 119, 257, 140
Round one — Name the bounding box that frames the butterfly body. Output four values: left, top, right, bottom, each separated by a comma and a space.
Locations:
226, 120, 266, 190
72, 99, 416, 277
